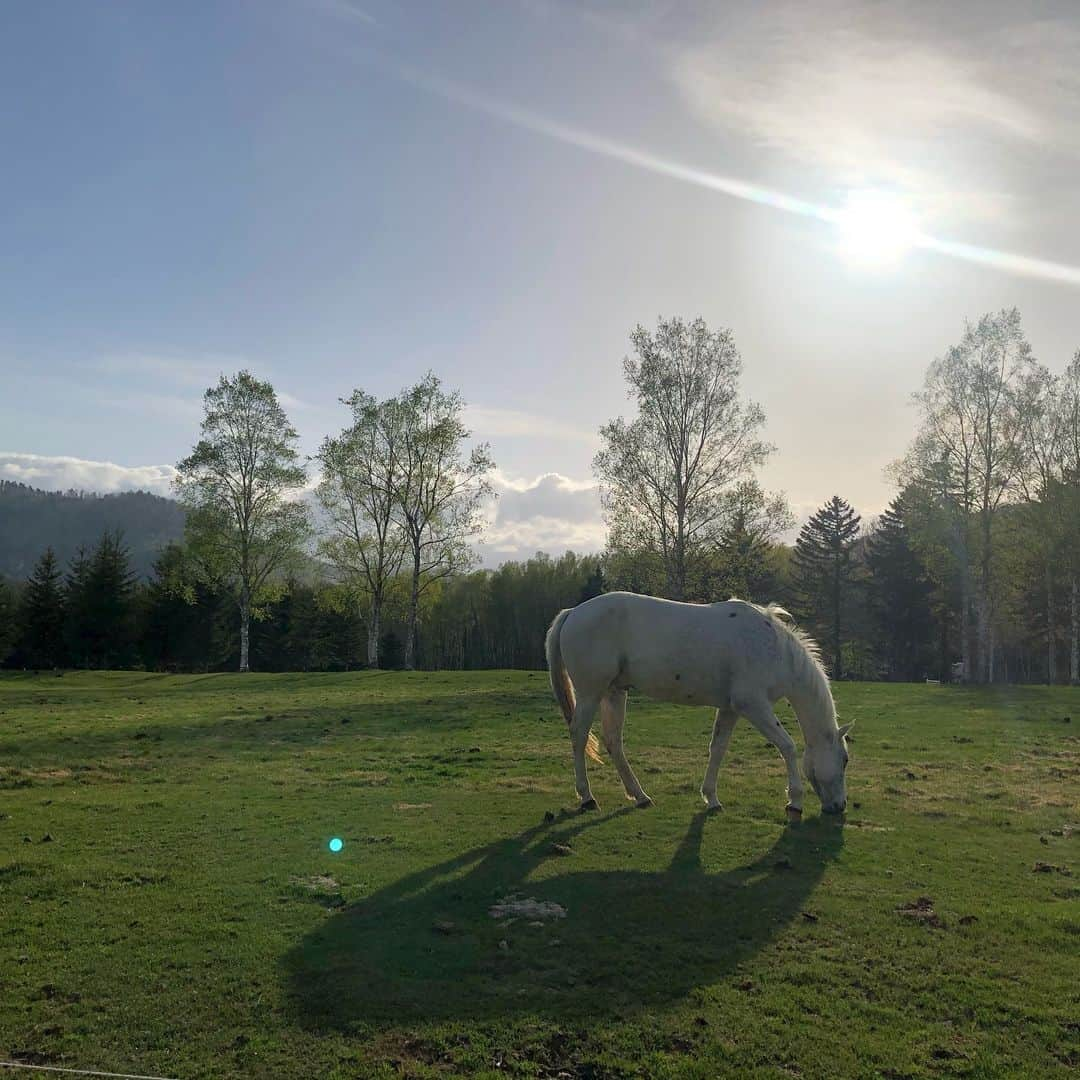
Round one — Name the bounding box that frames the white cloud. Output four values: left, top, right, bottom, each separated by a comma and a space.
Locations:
0, 452, 177, 496
480, 470, 605, 563
666, 3, 1080, 225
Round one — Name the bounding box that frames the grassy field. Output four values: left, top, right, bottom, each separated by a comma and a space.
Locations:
0, 670, 1077, 1079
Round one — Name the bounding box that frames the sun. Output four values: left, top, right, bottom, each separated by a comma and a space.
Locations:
832, 190, 921, 267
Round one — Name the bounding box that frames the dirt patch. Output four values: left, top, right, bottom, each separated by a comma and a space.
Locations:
896, 896, 945, 928
489, 897, 567, 921
394, 802, 433, 811
292, 874, 341, 893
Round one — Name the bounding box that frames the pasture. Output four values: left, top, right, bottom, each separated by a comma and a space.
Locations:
0, 671, 1077, 1079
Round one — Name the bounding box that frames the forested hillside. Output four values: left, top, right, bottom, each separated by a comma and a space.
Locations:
0, 481, 185, 580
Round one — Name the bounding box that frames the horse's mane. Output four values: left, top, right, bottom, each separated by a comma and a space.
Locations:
743, 600, 838, 738
753, 602, 825, 673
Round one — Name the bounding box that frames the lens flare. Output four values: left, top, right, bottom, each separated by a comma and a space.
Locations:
328, 837, 343, 853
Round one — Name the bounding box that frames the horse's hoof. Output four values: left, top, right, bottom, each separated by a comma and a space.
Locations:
635, 795, 653, 809
705, 801, 723, 813
785, 805, 803, 823
579, 798, 600, 812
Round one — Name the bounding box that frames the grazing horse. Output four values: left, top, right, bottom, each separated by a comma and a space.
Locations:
545, 592, 852, 817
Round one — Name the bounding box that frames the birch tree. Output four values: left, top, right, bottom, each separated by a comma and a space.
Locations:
594, 316, 773, 601
903, 310, 1038, 682
393, 374, 495, 670
175, 372, 310, 672
1058, 351, 1080, 684
1016, 363, 1065, 682
317, 391, 406, 668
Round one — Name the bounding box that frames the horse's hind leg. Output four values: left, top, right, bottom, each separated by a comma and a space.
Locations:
571, 694, 601, 811
600, 690, 651, 808
736, 695, 805, 819
701, 705, 737, 810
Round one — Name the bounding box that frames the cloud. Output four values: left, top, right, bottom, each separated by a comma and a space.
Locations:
0, 452, 177, 496
480, 470, 605, 563
669, 2, 1080, 224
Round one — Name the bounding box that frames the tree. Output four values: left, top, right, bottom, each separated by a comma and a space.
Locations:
62, 533, 136, 669
792, 496, 861, 678
392, 374, 495, 669
16, 548, 66, 668
317, 391, 406, 668
175, 371, 311, 672
903, 309, 1040, 682
699, 480, 793, 601
1015, 362, 1067, 682
594, 316, 773, 600
63, 545, 93, 668
0, 577, 16, 666
1058, 350, 1080, 684
140, 544, 232, 673
865, 494, 935, 680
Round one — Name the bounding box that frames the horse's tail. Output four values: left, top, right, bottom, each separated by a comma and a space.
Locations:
545, 608, 602, 764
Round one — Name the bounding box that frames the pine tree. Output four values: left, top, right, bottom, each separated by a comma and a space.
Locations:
709, 511, 779, 602
865, 494, 935, 680
793, 496, 861, 678
16, 548, 66, 668
64, 545, 93, 669
64, 533, 136, 668
140, 544, 232, 672
0, 577, 17, 665
88, 532, 137, 668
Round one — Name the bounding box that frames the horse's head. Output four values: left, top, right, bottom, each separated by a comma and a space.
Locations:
803, 721, 853, 814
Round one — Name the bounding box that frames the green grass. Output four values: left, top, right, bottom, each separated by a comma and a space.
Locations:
1, 670, 1077, 1079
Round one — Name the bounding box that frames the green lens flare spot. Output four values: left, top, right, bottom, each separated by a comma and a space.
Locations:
328, 837, 343, 853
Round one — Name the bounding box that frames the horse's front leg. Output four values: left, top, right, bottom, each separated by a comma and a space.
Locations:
737, 696, 805, 821
570, 694, 601, 811
701, 705, 738, 810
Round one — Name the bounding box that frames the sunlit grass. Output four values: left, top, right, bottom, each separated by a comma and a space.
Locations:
1, 671, 1077, 1077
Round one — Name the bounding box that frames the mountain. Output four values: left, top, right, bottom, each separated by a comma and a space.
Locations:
0, 481, 186, 581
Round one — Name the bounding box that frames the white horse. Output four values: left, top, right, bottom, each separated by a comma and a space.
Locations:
545, 592, 852, 818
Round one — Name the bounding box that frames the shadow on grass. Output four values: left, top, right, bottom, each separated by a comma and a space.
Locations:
282, 809, 844, 1032
0, 684, 542, 763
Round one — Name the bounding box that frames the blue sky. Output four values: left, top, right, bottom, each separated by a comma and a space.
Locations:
3, 1, 1080, 561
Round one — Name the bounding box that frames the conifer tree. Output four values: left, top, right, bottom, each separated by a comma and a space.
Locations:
64, 533, 136, 668
64, 545, 93, 668
793, 496, 861, 677
865, 494, 935, 680
0, 577, 16, 665
17, 548, 66, 668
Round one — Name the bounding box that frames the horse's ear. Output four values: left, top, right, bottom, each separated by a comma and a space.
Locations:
838, 721, 855, 739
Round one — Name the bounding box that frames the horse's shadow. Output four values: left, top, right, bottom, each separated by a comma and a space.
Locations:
282, 810, 843, 1032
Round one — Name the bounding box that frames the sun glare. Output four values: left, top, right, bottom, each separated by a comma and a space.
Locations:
833, 190, 921, 267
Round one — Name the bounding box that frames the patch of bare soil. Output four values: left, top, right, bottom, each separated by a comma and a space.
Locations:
489, 897, 567, 921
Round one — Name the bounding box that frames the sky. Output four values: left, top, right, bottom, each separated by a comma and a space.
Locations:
2, 0, 1079, 564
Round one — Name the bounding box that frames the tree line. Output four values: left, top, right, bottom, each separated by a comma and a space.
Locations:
1, 308, 1077, 683
0, 537, 603, 673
